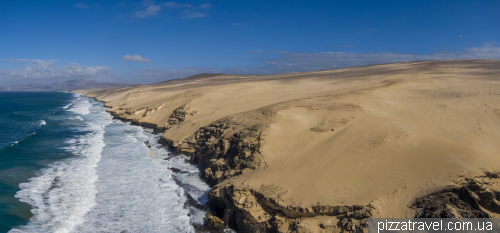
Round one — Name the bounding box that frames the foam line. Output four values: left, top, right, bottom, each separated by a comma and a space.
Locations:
11, 97, 213, 233
11, 98, 108, 233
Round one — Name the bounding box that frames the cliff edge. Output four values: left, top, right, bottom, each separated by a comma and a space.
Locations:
78, 60, 500, 232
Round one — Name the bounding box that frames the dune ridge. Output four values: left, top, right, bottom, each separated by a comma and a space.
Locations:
77, 59, 500, 232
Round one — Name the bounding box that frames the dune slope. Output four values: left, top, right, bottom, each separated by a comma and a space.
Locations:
79, 60, 500, 232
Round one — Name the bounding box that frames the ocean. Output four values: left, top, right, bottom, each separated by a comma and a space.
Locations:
0, 92, 211, 233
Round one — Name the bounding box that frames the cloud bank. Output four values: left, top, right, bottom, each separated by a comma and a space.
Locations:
254, 43, 500, 73
0, 59, 110, 80
3, 43, 498, 85
134, 1, 211, 19
164, 2, 192, 8
134, 1, 161, 18
123, 54, 153, 63
130, 43, 500, 84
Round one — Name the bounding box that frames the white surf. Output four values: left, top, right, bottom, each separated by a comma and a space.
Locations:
11, 94, 211, 233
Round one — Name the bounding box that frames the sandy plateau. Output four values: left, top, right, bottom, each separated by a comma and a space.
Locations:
76, 60, 500, 232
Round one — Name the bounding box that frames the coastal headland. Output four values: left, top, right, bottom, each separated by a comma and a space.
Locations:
75, 60, 500, 232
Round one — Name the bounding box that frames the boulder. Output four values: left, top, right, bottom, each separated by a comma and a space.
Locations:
205, 213, 226, 230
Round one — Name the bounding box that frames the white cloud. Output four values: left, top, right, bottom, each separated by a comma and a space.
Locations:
134, 1, 161, 18
164, 1, 212, 9
74, 3, 88, 9
123, 54, 153, 63
132, 1, 210, 19
0, 59, 110, 79
463, 42, 500, 57
165, 1, 192, 8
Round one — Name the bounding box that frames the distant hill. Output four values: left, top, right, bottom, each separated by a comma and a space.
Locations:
0, 79, 138, 92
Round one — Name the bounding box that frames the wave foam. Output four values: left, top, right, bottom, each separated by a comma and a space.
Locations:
11, 98, 109, 233
144, 134, 211, 226
67, 97, 91, 116
11, 97, 213, 233
73, 124, 200, 233
63, 98, 78, 109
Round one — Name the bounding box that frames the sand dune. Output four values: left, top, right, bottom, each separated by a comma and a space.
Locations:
78, 59, 500, 232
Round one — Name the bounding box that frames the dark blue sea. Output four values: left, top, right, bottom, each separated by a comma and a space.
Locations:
0, 92, 210, 233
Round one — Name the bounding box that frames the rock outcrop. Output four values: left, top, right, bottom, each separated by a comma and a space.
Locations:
412, 172, 500, 218
162, 113, 270, 185
412, 186, 489, 218
167, 105, 189, 126
207, 183, 374, 233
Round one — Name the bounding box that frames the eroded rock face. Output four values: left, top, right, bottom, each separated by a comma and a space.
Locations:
197, 125, 265, 185
208, 183, 373, 233
163, 118, 267, 186
158, 107, 378, 232
167, 105, 188, 126
412, 172, 500, 218
412, 186, 488, 218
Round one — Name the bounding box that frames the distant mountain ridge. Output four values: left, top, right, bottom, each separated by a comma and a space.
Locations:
0, 79, 138, 92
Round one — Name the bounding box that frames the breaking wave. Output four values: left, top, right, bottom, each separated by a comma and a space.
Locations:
9, 120, 47, 146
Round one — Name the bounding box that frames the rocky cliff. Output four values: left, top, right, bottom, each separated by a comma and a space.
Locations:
79, 60, 500, 233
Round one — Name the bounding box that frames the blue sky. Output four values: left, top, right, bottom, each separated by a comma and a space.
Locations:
1, 0, 499, 85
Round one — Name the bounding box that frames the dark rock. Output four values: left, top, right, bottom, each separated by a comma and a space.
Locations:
412, 186, 489, 218
169, 167, 188, 174
205, 213, 225, 230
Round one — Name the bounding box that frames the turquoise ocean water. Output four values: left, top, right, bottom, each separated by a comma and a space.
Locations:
0, 92, 211, 233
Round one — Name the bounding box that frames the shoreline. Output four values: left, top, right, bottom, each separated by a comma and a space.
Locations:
87, 95, 229, 232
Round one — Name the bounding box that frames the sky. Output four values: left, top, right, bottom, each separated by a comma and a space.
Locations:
1, 0, 499, 85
